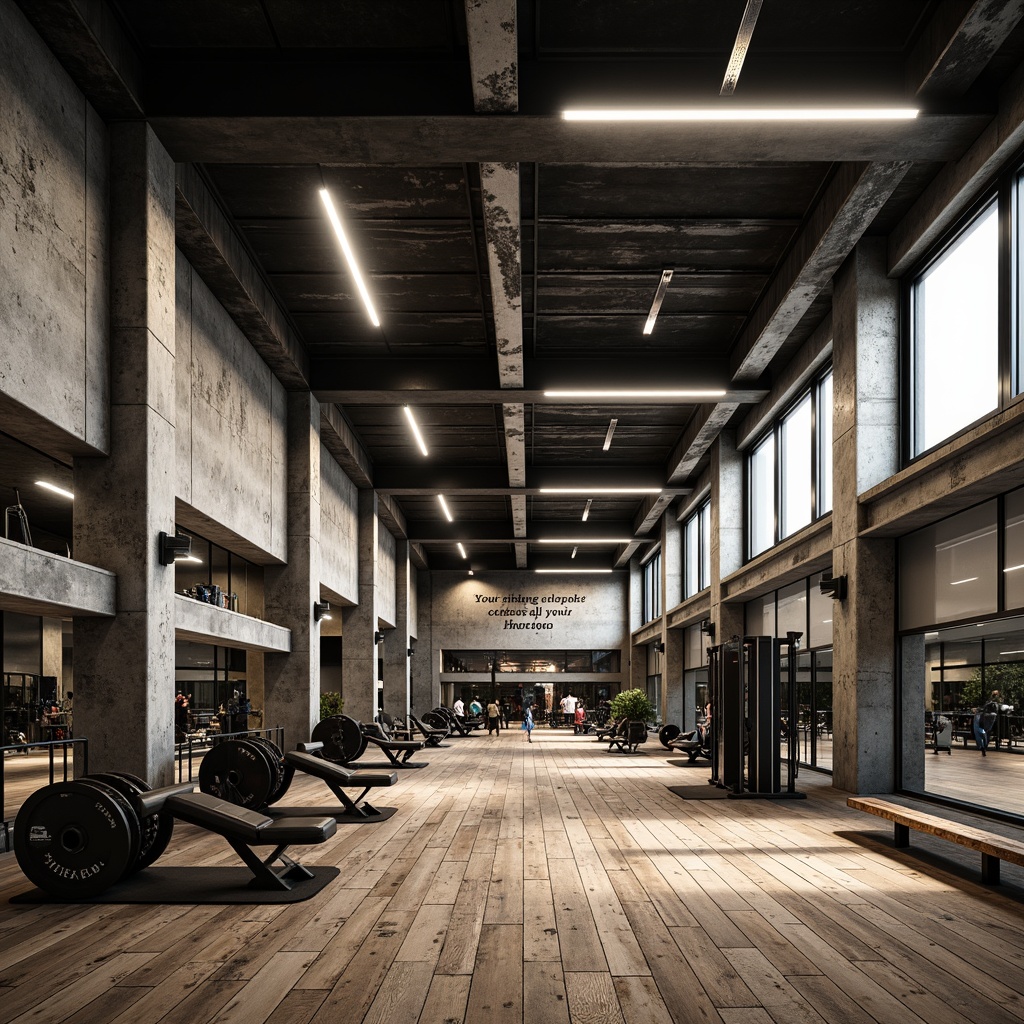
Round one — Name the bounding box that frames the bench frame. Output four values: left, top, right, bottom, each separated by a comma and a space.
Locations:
848, 795, 1024, 884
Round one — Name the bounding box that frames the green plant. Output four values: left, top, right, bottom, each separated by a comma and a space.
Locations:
320, 691, 345, 720
609, 688, 656, 723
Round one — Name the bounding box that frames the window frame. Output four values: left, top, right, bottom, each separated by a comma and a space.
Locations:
683, 497, 711, 599
642, 548, 662, 623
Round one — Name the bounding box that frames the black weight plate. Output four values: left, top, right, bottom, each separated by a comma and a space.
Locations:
659, 724, 681, 749
14, 781, 137, 898
88, 773, 157, 874
77, 778, 142, 880
198, 739, 275, 808
245, 736, 287, 804
432, 707, 456, 726
421, 710, 449, 734
312, 715, 366, 763
108, 771, 174, 870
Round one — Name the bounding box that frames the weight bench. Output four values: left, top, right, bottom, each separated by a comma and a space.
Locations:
409, 713, 449, 747
279, 743, 399, 822
848, 796, 1024, 885
608, 721, 648, 754
358, 724, 429, 768
594, 720, 623, 742
140, 786, 337, 892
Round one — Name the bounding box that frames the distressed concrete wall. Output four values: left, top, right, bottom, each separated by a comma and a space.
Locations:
409, 563, 419, 640
0, 0, 108, 453
319, 444, 358, 604
175, 254, 286, 561
376, 525, 397, 628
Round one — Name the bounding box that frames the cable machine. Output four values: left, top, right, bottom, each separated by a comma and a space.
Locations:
707, 632, 805, 799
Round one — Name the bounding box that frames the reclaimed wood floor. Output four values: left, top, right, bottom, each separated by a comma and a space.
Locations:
6, 727, 1024, 1023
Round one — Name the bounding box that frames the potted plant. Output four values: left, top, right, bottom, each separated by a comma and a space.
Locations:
607, 689, 656, 752
320, 691, 345, 721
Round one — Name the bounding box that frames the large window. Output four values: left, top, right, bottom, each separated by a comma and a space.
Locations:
910, 200, 1000, 457
683, 498, 711, 599
748, 369, 833, 558
642, 549, 662, 623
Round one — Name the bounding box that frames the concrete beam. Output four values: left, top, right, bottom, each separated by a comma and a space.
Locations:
891, 63, 1024, 275
373, 463, 685, 493
666, 403, 742, 484
0, 538, 115, 617
909, 0, 1024, 100
406, 519, 636, 542
320, 403, 373, 489
175, 163, 310, 391
174, 594, 291, 653
150, 114, 989, 165
378, 494, 409, 541
175, 499, 286, 567
633, 494, 677, 536
465, 0, 518, 113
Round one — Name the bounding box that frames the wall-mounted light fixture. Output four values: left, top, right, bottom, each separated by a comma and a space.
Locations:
700, 618, 715, 638
408, 647, 414, 658
819, 573, 847, 601
653, 640, 665, 653
314, 600, 331, 621
158, 531, 192, 566
374, 630, 384, 645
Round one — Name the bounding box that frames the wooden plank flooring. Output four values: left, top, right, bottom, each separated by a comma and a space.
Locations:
6, 730, 1024, 1022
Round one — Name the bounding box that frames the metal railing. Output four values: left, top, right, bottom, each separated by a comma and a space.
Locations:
175, 725, 285, 782
1, 737, 88, 852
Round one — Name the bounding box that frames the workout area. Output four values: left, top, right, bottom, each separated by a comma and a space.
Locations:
9, 1, 1024, 1022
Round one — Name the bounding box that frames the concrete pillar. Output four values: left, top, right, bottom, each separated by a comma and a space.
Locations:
42, 618, 62, 689
341, 489, 379, 724
411, 571, 436, 712
73, 123, 177, 784
382, 540, 412, 720
263, 392, 321, 751
831, 238, 899, 794
711, 431, 746, 644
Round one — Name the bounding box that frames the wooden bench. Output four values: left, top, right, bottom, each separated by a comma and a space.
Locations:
848, 795, 1024, 884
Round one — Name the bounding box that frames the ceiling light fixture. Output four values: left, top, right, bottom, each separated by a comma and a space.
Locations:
603, 419, 618, 451
950, 577, 979, 586
1005, 564, 1024, 572
457, 542, 468, 559
581, 499, 592, 522
643, 269, 673, 335
437, 494, 454, 522
318, 188, 380, 328
543, 389, 726, 399
403, 406, 429, 457
35, 481, 74, 500
563, 107, 920, 122
721, 0, 763, 96
540, 487, 662, 494
537, 538, 631, 544
535, 568, 613, 574
571, 547, 578, 559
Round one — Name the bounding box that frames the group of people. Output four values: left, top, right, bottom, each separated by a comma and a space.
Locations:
558, 693, 590, 733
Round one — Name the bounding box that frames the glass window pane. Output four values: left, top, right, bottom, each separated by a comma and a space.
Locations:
808, 577, 834, 649
818, 372, 833, 515
781, 393, 813, 538
684, 514, 699, 598
745, 594, 774, 636
913, 202, 999, 455
700, 502, 711, 589
777, 580, 808, 639
899, 501, 999, 629
1006, 487, 1024, 611
749, 435, 775, 556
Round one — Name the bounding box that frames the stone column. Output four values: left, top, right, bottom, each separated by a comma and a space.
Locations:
341, 489, 379, 724
263, 392, 321, 751
711, 430, 746, 644
382, 540, 412, 720
831, 238, 899, 794
411, 571, 436, 712
73, 123, 177, 784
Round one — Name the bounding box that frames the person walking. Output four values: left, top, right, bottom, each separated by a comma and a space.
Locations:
487, 699, 501, 735
522, 705, 534, 743
564, 692, 578, 729
453, 697, 465, 719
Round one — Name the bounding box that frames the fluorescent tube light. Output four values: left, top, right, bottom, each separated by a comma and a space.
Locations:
571, 547, 578, 559
1005, 563, 1024, 573
36, 480, 74, 500
540, 487, 662, 494
950, 577, 979, 586
319, 188, 380, 328
544, 389, 726, 399
403, 406, 429, 457
581, 499, 592, 521
537, 538, 631, 544
457, 542, 468, 559
602, 419, 618, 451
437, 494, 454, 522
535, 568, 613, 574
643, 270, 673, 335
563, 108, 919, 122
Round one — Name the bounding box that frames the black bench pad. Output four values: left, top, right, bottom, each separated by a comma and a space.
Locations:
285, 750, 397, 787
166, 792, 336, 845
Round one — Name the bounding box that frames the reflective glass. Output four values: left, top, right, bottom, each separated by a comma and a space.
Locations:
817, 372, 833, 515
1006, 488, 1024, 610
684, 513, 699, 598
749, 434, 775, 556
700, 502, 711, 589
781, 393, 813, 537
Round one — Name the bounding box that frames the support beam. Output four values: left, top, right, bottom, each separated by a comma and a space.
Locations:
373, 463, 684, 494
405, 519, 636, 543
666, 403, 742, 483
320, 403, 373, 488
465, 0, 518, 113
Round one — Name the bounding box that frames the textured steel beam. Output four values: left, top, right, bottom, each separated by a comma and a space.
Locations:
909, 0, 1024, 100
150, 114, 989, 165
465, 0, 518, 113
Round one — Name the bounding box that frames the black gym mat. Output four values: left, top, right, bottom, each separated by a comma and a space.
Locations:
666, 785, 732, 800
10, 865, 339, 905
666, 759, 709, 768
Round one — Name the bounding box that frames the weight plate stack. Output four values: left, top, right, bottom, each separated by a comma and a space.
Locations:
106, 771, 175, 870
198, 739, 276, 809
659, 724, 681, 749
421, 710, 449, 734
246, 735, 294, 805
311, 715, 367, 764
14, 780, 141, 899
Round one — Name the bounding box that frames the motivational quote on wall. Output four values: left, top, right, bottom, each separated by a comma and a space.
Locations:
473, 591, 587, 631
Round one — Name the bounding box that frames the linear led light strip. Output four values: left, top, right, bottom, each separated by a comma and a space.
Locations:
540, 487, 661, 494
457, 543, 468, 559
563, 108, 919, 121
644, 270, 673, 335
581, 499, 592, 521
721, 0, 763, 96
544, 389, 726, 399
403, 406, 429, 457
36, 480, 74, 500
536, 568, 613, 574
437, 494, 454, 522
537, 538, 631, 544
318, 188, 380, 328
602, 419, 618, 451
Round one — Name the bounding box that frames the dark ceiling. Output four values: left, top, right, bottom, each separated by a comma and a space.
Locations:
18, 0, 1024, 571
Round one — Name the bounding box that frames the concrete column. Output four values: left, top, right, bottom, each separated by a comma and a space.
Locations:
42, 618, 62, 689
73, 123, 177, 784
264, 392, 321, 751
341, 489, 379, 724
411, 571, 436, 712
711, 431, 746, 644
831, 238, 899, 794
382, 540, 412, 720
